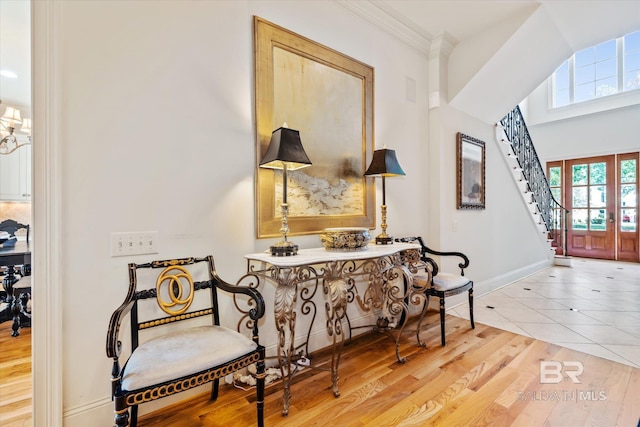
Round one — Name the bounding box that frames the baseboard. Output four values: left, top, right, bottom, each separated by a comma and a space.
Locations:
63, 397, 113, 427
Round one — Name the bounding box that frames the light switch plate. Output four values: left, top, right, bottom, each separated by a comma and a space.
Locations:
110, 231, 159, 257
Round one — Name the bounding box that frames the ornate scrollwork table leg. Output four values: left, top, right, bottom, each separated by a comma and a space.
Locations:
322, 261, 350, 397
271, 267, 298, 416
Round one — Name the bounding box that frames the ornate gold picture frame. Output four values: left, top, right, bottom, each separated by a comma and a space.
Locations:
457, 132, 486, 210
254, 16, 375, 238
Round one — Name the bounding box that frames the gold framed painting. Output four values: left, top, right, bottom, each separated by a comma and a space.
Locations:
456, 132, 486, 210
254, 16, 375, 238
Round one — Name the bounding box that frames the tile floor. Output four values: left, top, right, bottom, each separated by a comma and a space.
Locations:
447, 257, 640, 368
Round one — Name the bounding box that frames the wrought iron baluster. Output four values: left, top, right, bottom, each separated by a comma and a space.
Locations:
500, 106, 569, 256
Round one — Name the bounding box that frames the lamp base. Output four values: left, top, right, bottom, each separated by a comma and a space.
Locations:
374, 235, 393, 245
270, 240, 299, 256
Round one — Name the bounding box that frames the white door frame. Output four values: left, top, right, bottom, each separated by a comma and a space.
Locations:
32, 1, 63, 425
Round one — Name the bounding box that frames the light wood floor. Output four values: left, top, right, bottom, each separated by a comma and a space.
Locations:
0, 320, 31, 427
2, 311, 639, 426
141, 312, 640, 426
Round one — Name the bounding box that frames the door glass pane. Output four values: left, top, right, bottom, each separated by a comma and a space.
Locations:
590, 209, 606, 231
573, 187, 588, 207
549, 166, 561, 186
572, 209, 588, 229
621, 159, 636, 183
620, 160, 637, 232
621, 184, 637, 208
590, 162, 606, 184
590, 185, 606, 207
551, 187, 561, 203
572, 164, 588, 185
621, 209, 637, 232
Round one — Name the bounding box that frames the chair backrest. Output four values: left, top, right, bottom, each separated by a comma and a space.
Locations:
107, 255, 262, 358
0, 219, 29, 242
395, 236, 470, 277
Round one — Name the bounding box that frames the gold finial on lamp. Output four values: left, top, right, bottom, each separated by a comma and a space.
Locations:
259, 126, 312, 256
364, 148, 406, 244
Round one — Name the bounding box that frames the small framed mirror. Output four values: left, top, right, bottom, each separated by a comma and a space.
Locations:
457, 132, 485, 210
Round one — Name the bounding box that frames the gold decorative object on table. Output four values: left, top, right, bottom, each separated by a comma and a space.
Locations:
319, 227, 371, 251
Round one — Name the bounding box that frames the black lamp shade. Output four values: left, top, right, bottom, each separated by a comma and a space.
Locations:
364, 148, 406, 177
259, 127, 312, 170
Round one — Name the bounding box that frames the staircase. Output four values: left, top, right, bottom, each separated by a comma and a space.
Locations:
496, 106, 571, 267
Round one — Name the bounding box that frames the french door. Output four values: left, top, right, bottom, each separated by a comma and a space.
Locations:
549, 153, 638, 261
618, 153, 639, 261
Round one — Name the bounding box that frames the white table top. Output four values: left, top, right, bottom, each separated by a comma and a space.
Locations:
245, 242, 420, 267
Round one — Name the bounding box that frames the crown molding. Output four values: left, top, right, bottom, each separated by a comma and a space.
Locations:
332, 0, 432, 57
430, 33, 456, 58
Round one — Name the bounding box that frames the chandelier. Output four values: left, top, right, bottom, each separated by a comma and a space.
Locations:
0, 106, 31, 155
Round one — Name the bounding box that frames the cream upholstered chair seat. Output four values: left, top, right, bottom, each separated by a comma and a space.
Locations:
414, 272, 470, 291
121, 325, 258, 391
396, 236, 474, 346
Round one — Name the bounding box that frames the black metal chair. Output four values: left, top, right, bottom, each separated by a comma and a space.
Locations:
106, 255, 266, 427
396, 236, 474, 346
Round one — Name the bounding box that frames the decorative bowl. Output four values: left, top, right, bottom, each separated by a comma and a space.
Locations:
319, 227, 371, 251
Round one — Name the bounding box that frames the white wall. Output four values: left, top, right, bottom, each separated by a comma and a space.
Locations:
448, 3, 573, 124
526, 81, 640, 162
426, 102, 551, 305
49, 1, 432, 424
34, 1, 552, 424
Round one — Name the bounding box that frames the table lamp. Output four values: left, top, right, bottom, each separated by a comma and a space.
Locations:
259, 126, 312, 256
364, 148, 405, 244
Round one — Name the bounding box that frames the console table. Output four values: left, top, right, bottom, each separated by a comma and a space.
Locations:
0, 240, 31, 337
244, 242, 429, 416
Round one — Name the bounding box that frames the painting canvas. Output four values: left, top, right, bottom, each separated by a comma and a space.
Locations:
272, 47, 364, 217
254, 17, 375, 238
